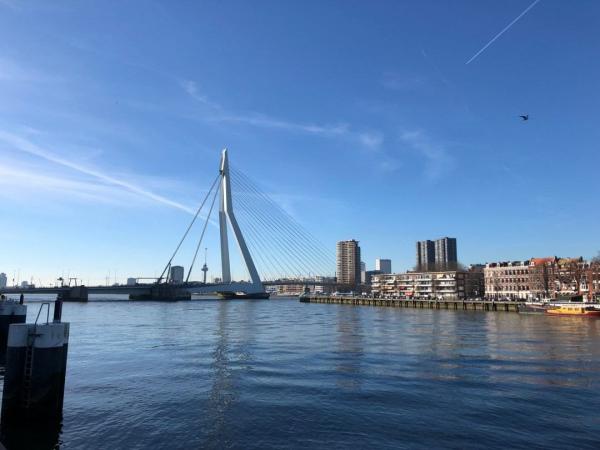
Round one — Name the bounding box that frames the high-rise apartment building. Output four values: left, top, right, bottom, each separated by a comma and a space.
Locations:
435, 237, 458, 270
0, 272, 6, 288
336, 240, 361, 287
416, 237, 457, 271
375, 258, 392, 274
416, 240, 435, 271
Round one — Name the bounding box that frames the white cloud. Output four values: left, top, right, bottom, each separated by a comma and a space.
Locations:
358, 131, 384, 149
0, 57, 62, 83
0, 131, 196, 214
179, 78, 382, 149
378, 158, 401, 172
0, 165, 149, 207
178, 79, 219, 108
217, 112, 349, 137
0, 0, 19, 10
381, 72, 427, 91
400, 130, 453, 181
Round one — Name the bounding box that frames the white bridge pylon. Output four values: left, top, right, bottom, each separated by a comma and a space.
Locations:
218, 149, 264, 293
158, 148, 266, 297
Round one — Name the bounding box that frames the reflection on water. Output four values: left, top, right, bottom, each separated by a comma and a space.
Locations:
335, 306, 364, 390
0, 298, 599, 449
205, 301, 235, 449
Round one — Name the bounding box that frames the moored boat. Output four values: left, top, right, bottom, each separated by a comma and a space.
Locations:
546, 305, 600, 316
518, 302, 547, 314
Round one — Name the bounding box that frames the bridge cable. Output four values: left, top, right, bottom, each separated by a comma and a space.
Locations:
230, 167, 333, 271
228, 204, 285, 281
230, 168, 334, 276
231, 174, 328, 278
232, 189, 302, 277
231, 177, 315, 277
233, 212, 281, 281
186, 178, 222, 283
235, 195, 314, 278
233, 192, 305, 279
157, 173, 221, 284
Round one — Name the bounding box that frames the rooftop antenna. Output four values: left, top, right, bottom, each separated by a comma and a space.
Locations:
201, 248, 209, 284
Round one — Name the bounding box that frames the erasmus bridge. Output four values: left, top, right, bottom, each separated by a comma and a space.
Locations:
0, 150, 337, 300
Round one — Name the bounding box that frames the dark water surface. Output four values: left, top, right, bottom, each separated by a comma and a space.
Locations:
2, 297, 600, 449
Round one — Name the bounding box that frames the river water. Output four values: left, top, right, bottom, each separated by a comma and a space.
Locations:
1, 297, 600, 449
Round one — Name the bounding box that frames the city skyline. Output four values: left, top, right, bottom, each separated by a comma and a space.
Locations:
1, 1, 600, 284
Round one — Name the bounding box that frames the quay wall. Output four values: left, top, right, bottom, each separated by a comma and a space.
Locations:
300, 295, 522, 312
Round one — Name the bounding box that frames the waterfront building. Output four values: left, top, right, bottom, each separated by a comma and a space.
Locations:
528, 257, 557, 298
276, 283, 305, 296
336, 240, 361, 288
270, 276, 335, 295
484, 256, 599, 300
371, 269, 482, 299
466, 264, 485, 298
0, 273, 6, 288
375, 258, 392, 274
364, 270, 382, 286
531, 256, 598, 299
170, 266, 184, 284
360, 262, 366, 284
484, 261, 531, 300
314, 276, 336, 294
127, 277, 136, 286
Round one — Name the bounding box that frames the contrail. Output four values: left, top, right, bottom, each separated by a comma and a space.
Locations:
466, 0, 541, 65
0, 131, 196, 215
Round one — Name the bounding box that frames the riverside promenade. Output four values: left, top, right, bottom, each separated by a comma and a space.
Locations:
300, 295, 522, 312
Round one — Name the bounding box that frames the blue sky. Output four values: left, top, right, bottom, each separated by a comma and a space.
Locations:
1, 0, 599, 285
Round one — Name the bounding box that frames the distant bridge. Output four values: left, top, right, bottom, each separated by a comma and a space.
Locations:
1, 149, 337, 300
0, 278, 342, 301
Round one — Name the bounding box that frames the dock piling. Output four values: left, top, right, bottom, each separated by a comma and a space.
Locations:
1, 304, 69, 423
0, 302, 27, 365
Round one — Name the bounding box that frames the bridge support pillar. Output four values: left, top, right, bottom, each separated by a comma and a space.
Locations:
130, 285, 191, 301
58, 286, 88, 302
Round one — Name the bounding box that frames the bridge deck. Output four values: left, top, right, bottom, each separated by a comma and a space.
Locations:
0, 281, 267, 297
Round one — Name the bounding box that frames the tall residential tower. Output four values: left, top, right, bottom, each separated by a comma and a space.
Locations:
375, 258, 392, 274
416, 237, 458, 271
434, 237, 458, 270
336, 240, 361, 287
416, 240, 435, 271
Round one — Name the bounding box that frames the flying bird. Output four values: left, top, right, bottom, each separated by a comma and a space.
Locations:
519, 114, 529, 121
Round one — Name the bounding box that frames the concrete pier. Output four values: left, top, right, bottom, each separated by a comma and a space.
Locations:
1, 321, 70, 422
300, 295, 521, 312
0, 302, 27, 364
